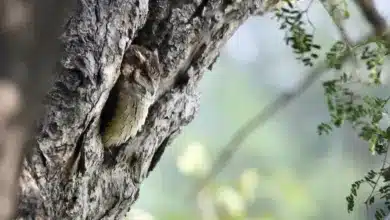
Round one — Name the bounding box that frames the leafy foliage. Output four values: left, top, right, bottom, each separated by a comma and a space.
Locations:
277, 0, 390, 219
275, 1, 321, 66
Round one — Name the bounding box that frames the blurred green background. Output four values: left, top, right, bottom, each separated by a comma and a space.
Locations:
130, 0, 390, 219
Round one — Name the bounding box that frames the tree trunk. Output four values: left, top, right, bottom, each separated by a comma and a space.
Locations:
17, 0, 271, 219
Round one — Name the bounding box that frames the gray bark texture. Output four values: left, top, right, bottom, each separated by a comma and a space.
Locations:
17, 0, 272, 219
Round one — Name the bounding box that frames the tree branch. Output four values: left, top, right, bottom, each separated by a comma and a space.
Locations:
194, 35, 379, 195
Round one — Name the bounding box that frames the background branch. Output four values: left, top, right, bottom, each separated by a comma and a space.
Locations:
194, 0, 388, 195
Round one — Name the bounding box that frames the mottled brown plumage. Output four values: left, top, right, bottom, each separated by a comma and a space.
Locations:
100, 45, 161, 148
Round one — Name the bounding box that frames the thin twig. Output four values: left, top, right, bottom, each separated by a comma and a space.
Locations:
318, 0, 360, 78
353, 0, 387, 37
365, 142, 389, 220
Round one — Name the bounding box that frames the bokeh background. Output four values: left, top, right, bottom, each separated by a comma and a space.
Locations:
130, 0, 390, 219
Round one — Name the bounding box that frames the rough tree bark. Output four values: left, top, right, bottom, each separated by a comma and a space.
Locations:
17, 0, 273, 219
1, 0, 76, 219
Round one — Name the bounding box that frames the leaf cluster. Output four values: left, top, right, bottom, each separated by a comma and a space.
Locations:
319, 41, 390, 220
274, 1, 390, 219
275, 1, 321, 66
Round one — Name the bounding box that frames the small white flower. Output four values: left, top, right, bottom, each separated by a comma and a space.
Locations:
177, 142, 211, 177
125, 209, 154, 220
